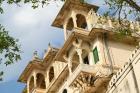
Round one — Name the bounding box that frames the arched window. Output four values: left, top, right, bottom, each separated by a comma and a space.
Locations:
66, 17, 74, 31
63, 89, 67, 93
36, 73, 46, 89
71, 52, 80, 72
82, 49, 89, 64
49, 67, 54, 82
76, 14, 87, 29
29, 76, 34, 92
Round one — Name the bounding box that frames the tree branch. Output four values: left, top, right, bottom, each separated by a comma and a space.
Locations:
124, 0, 140, 12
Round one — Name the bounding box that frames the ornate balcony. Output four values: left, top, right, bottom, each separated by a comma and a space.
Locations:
67, 63, 119, 93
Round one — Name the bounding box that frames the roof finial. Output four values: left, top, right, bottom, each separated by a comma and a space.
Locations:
33, 51, 38, 59
48, 42, 51, 48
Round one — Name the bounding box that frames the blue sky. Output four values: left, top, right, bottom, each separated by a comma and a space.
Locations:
0, 0, 104, 93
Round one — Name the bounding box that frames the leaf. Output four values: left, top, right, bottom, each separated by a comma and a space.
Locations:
0, 7, 3, 14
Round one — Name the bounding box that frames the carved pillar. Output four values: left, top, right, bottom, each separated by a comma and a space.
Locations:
27, 79, 30, 93
45, 71, 49, 88
63, 23, 68, 40
33, 72, 37, 88
76, 48, 83, 64
71, 11, 77, 28
89, 51, 94, 65
45, 75, 48, 89
68, 57, 72, 75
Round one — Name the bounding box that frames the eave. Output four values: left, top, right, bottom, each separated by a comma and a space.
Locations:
43, 47, 59, 63
18, 59, 45, 83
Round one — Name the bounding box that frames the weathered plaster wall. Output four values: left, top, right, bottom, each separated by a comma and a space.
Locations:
108, 40, 135, 67
107, 46, 140, 93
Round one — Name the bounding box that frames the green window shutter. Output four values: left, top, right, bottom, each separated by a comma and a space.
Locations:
93, 47, 99, 64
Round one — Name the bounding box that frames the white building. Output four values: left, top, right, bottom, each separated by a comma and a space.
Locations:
18, 0, 140, 93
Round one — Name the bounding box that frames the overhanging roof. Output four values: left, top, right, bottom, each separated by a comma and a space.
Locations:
18, 59, 45, 83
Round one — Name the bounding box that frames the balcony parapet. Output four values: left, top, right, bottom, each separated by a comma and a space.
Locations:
62, 63, 120, 93
45, 63, 68, 93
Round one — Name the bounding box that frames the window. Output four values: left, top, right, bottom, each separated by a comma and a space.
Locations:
67, 17, 74, 31
83, 56, 89, 64
29, 76, 34, 92
93, 47, 99, 64
36, 73, 46, 89
49, 67, 54, 82
63, 89, 67, 93
76, 14, 87, 29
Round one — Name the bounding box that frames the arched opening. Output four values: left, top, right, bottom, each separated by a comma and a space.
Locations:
49, 67, 54, 82
29, 76, 34, 92
66, 17, 74, 31
82, 49, 89, 64
71, 52, 80, 72
66, 17, 74, 38
76, 14, 87, 29
63, 89, 67, 93
36, 73, 46, 89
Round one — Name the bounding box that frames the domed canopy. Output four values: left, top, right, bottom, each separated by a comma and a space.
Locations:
52, 0, 99, 29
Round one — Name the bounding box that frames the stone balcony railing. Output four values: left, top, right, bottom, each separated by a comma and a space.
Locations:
57, 64, 96, 93
45, 63, 68, 93
57, 63, 120, 93
70, 63, 119, 84
70, 64, 96, 86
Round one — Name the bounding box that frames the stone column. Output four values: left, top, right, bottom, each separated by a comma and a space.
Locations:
68, 57, 72, 75
89, 51, 94, 65
71, 11, 77, 28
45, 71, 49, 88
76, 48, 83, 64
27, 79, 30, 93
33, 72, 37, 88
63, 23, 68, 40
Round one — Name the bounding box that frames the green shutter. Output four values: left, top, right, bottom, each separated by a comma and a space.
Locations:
93, 47, 99, 64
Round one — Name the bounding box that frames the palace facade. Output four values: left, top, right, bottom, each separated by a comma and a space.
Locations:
18, 0, 140, 93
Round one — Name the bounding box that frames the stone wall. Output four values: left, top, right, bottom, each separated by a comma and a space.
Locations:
107, 45, 140, 93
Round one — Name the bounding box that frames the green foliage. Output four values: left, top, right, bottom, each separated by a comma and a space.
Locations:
104, 0, 140, 21
0, 24, 21, 66
114, 27, 132, 39
0, 71, 3, 81
104, 0, 140, 37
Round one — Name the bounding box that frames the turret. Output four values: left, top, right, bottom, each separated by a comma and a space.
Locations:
52, 0, 99, 40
